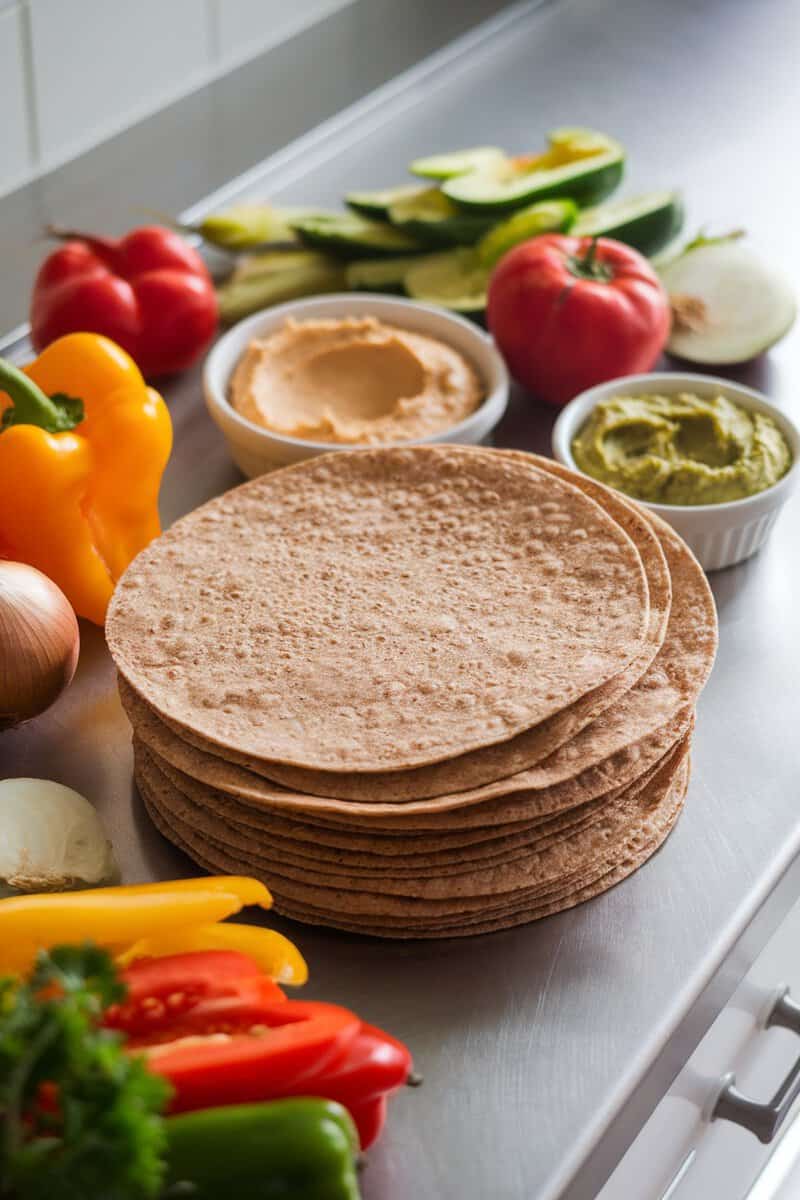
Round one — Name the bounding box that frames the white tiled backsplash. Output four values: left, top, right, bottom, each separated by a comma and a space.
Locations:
0, 0, 352, 198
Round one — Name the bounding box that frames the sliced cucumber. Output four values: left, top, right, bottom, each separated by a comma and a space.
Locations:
345, 254, 430, 293
387, 188, 495, 247
443, 128, 624, 213
290, 213, 423, 258
571, 191, 683, 256
230, 248, 328, 283
217, 256, 347, 323
477, 199, 578, 267
410, 146, 506, 180
346, 184, 429, 220
404, 248, 490, 314
199, 204, 313, 250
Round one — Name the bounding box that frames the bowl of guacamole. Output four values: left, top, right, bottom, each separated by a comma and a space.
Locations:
552, 372, 800, 570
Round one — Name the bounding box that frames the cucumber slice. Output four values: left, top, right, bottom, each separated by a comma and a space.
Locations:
410, 146, 506, 180
346, 184, 429, 220
230, 248, 327, 283
345, 254, 430, 293
404, 248, 490, 314
290, 213, 423, 258
477, 199, 578, 267
443, 128, 624, 213
388, 188, 495, 247
217, 257, 347, 323
199, 204, 312, 250
571, 191, 684, 256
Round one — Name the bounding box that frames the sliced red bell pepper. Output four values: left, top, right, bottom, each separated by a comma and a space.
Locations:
143, 999, 362, 1114
105, 950, 286, 1041
274, 1023, 412, 1148
112, 949, 414, 1150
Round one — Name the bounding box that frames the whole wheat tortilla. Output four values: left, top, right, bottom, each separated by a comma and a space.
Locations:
136, 734, 689, 912
256, 456, 672, 799
134, 726, 687, 878
117, 453, 670, 801
272, 785, 685, 938
119, 511, 711, 825
108, 446, 649, 774
133, 700, 695, 864
138, 758, 688, 938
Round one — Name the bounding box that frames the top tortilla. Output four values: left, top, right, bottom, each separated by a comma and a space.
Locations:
117, 454, 670, 799
108, 446, 649, 773
118, 488, 715, 821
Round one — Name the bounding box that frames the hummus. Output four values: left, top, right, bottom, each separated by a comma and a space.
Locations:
572, 392, 792, 505
229, 316, 484, 445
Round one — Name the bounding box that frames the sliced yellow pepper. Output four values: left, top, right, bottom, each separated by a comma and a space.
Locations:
117, 922, 308, 985
0, 877, 272, 972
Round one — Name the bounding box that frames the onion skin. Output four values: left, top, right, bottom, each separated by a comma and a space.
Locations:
0, 562, 80, 730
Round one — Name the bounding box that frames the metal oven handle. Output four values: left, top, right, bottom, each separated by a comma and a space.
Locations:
712, 988, 800, 1144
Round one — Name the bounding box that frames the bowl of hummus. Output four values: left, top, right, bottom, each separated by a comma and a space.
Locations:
204, 294, 509, 476
552, 372, 800, 570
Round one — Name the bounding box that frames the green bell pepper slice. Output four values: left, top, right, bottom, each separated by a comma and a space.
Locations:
163, 1098, 361, 1200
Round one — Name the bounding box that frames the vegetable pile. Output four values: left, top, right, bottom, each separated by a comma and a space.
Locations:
204, 127, 684, 321
0, 877, 414, 1199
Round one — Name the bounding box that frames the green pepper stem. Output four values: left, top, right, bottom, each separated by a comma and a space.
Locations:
0, 357, 83, 433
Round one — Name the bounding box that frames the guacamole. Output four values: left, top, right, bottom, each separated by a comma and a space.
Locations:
571, 391, 792, 506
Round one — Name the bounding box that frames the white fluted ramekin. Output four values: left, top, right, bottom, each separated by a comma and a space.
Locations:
551, 372, 800, 571
204, 293, 509, 477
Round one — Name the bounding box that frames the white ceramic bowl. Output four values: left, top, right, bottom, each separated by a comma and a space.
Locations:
204, 293, 509, 477
551, 372, 800, 571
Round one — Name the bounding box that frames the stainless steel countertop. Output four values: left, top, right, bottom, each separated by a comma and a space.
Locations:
3, 1, 800, 1197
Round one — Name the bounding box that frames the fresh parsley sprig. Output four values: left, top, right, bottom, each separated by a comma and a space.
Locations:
0, 945, 170, 1200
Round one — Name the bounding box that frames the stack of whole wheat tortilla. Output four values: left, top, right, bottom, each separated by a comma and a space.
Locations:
107, 446, 717, 938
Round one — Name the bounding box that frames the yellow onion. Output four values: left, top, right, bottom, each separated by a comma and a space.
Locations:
0, 561, 79, 730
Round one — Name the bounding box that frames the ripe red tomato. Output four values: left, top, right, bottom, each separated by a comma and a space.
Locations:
487, 234, 671, 406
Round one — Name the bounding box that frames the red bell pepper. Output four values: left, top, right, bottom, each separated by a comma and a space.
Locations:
276, 1022, 413, 1148
30, 224, 218, 377
105, 950, 287, 1041
112, 950, 414, 1149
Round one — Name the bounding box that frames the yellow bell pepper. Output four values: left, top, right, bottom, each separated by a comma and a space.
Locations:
0, 877, 272, 972
117, 922, 308, 985
0, 333, 172, 625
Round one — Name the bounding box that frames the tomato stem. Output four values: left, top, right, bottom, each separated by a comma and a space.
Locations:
568, 236, 614, 283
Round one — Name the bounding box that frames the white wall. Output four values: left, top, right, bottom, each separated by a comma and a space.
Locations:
0, 0, 352, 198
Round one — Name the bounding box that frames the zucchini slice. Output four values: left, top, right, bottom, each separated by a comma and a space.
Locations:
345, 255, 430, 293
571, 191, 684, 256
290, 213, 423, 258
477, 199, 578, 267
410, 146, 506, 180
404, 248, 490, 314
199, 204, 312, 250
346, 184, 429, 220
217, 255, 347, 323
388, 188, 495, 246
443, 128, 624, 213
